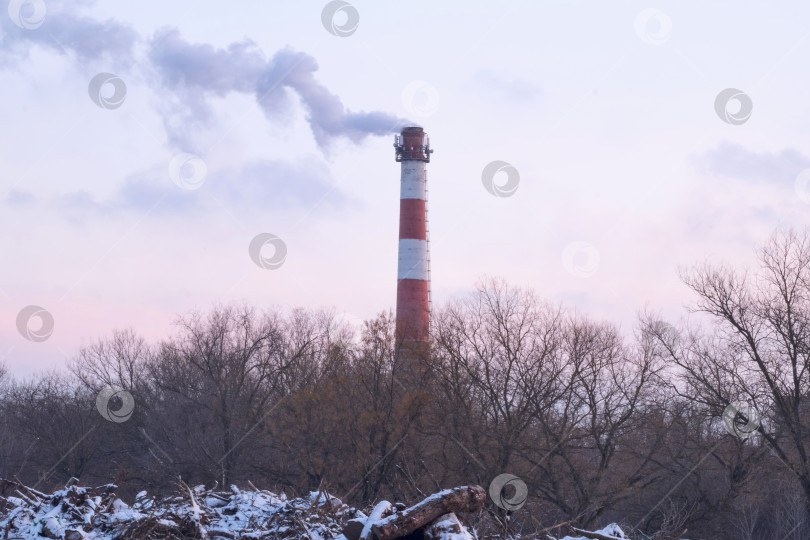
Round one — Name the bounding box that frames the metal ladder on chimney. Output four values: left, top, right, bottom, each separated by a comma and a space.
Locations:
425, 171, 432, 336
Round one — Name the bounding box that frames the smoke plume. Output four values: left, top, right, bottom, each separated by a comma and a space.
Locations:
149, 29, 406, 150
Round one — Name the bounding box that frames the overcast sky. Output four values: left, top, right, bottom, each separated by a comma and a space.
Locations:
3, 0, 810, 374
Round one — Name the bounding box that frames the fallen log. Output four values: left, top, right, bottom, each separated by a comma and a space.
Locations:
359, 501, 394, 540
423, 513, 474, 540
370, 485, 485, 540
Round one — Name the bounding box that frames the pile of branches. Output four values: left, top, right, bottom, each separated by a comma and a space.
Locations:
1, 479, 627, 540
0, 479, 487, 540
0, 478, 354, 539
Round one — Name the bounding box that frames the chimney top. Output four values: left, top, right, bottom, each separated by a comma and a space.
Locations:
394, 126, 432, 163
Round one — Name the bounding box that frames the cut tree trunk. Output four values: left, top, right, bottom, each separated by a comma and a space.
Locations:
370, 485, 485, 540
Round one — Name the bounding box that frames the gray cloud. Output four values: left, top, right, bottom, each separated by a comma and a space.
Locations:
0, 0, 137, 66
694, 142, 810, 185
3, 189, 35, 206
51, 157, 349, 222
680, 142, 808, 244
148, 29, 406, 151
212, 159, 348, 210
472, 70, 542, 103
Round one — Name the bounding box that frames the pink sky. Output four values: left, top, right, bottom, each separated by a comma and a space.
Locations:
2, 0, 810, 375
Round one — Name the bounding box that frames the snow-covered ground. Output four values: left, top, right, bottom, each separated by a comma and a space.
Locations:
560, 523, 628, 540
0, 479, 629, 540
1, 480, 352, 539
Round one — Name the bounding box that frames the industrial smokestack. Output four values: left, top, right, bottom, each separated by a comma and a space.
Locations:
394, 126, 433, 344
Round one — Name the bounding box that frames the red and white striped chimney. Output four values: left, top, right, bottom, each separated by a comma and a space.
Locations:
394, 126, 433, 343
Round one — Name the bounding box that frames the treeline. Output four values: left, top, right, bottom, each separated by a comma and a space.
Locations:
3, 230, 810, 539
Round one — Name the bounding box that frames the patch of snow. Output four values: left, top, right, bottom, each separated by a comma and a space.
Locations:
560, 523, 628, 540
0, 480, 355, 539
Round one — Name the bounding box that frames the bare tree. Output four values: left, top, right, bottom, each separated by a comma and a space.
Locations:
2, 373, 100, 489
430, 279, 567, 484
528, 314, 663, 527
69, 328, 152, 394
264, 310, 426, 504
430, 278, 663, 528
655, 228, 810, 514
147, 304, 296, 486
